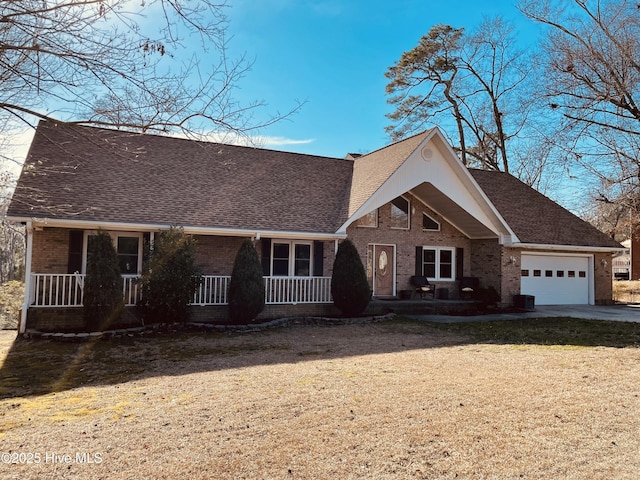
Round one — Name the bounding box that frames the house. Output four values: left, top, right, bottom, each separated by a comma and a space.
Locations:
612, 239, 631, 280
7, 121, 623, 332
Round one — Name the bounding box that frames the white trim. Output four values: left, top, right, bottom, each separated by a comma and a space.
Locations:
356, 209, 378, 228
421, 246, 456, 281
390, 195, 410, 230
20, 222, 33, 334
369, 243, 397, 297
271, 240, 313, 277
6, 217, 345, 241
422, 212, 441, 231
515, 243, 623, 253
81, 231, 144, 274
338, 128, 518, 243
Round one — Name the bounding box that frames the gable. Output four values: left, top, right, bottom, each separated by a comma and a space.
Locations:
341, 129, 516, 242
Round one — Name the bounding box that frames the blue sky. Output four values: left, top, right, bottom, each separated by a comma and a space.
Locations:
225, 0, 536, 158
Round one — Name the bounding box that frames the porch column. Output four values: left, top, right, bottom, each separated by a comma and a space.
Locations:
20, 222, 34, 334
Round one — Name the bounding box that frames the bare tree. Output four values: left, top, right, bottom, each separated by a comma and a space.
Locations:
519, 0, 640, 222
0, 1, 298, 138
385, 18, 535, 175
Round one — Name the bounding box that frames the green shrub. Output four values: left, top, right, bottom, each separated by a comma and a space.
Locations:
228, 239, 265, 324
331, 239, 370, 316
141, 227, 201, 324
83, 230, 123, 331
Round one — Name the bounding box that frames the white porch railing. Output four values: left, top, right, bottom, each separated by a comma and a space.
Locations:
265, 276, 332, 304
30, 273, 141, 307
29, 274, 333, 307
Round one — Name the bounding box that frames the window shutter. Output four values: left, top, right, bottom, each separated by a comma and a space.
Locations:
415, 246, 423, 276
67, 230, 84, 274
261, 238, 272, 276
456, 247, 464, 280
313, 241, 324, 276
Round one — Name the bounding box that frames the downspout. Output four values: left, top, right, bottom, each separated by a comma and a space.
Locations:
20, 221, 34, 334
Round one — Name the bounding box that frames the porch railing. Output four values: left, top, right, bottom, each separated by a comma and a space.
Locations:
29, 274, 333, 307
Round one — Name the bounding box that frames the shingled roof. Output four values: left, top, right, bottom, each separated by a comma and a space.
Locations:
470, 169, 621, 248
7, 121, 353, 235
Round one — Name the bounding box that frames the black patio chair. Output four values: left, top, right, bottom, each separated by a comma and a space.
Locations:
410, 276, 436, 299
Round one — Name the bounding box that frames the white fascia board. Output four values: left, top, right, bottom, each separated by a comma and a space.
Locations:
8, 217, 345, 241
337, 128, 518, 244
428, 131, 519, 243
516, 243, 624, 254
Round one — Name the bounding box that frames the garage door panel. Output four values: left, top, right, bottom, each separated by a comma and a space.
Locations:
521, 255, 590, 305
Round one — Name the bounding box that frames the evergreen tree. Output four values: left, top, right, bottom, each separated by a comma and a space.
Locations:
228, 239, 265, 324
331, 239, 370, 316
141, 227, 201, 324
83, 230, 123, 331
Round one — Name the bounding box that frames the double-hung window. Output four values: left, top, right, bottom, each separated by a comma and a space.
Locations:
272, 241, 312, 276
422, 247, 455, 281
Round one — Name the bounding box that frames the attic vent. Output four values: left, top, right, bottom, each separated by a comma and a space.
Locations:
421, 147, 433, 161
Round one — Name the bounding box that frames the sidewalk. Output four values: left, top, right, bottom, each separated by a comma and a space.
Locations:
407, 304, 640, 323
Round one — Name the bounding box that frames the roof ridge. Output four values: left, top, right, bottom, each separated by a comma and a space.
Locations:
37, 120, 346, 163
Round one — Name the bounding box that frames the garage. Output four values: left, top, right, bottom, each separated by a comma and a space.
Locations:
521, 254, 592, 305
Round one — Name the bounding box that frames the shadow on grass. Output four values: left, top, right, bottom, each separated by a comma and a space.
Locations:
1, 316, 639, 400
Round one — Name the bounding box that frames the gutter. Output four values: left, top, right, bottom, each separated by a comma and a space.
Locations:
6, 216, 346, 242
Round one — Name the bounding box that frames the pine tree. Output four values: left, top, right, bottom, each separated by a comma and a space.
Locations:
141, 227, 200, 323
228, 239, 265, 324
83, 230, 123, 331
331, 239, 370, 316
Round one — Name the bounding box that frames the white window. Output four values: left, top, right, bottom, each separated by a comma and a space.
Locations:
272, 241, 312, 276
422, 247, 455, 281
357, 209, 378, 228
83, 231, 143, 275
391, 196, 410, 229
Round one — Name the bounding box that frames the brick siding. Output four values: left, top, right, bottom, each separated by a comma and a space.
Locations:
31, 227, 72, 274
347, 193, 472, 298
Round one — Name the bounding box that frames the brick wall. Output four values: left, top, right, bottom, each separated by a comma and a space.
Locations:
31, 227, 72, 274
501, 247, 522, 303
193, 235, 248, 275
347, 193, 472, 296
594, 251, 614, 305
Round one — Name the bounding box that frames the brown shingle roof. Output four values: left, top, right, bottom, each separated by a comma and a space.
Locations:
7, 121, 353, 234
470, 169, 621, 248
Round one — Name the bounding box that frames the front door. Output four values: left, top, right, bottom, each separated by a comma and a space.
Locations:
374, 244, 395, 297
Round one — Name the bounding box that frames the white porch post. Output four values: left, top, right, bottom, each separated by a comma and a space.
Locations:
20, 222, 34, 334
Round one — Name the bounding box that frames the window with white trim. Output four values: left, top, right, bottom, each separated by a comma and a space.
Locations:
422, 247, 455, 281
391, 196, 410, 229
272, 241, 312, 276
357, 210, 378, 228
83, 231, 143, 274
422, 213, 440, 231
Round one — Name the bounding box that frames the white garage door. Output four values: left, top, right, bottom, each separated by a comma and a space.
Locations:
521, 254, 591, 305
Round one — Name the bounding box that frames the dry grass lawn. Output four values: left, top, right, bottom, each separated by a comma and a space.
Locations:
0, 319, 639, 479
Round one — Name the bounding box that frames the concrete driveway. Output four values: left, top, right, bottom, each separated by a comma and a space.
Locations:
410, 304, 640, 323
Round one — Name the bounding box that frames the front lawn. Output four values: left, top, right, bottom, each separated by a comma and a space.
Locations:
1, 318, 638, 479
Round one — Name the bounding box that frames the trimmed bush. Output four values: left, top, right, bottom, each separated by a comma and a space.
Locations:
141, 227, 201, 324
331, 239, 371, 316
228, 239, 265, 324
83, 230, 123, 331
